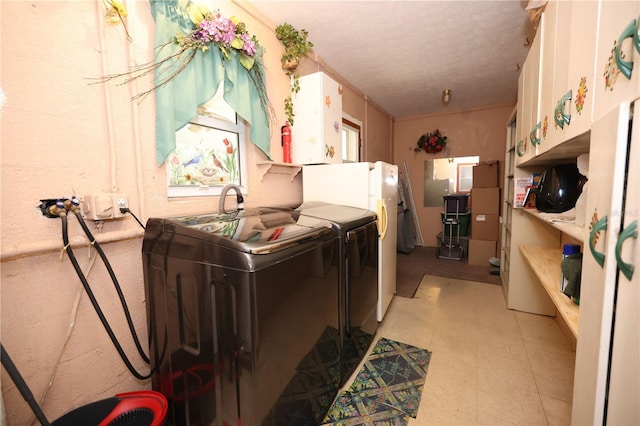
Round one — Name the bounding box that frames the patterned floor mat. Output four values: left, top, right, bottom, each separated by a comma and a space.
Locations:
322, 337, 432, 426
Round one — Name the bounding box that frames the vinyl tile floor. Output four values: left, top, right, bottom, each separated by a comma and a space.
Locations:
356, 274, 576, 426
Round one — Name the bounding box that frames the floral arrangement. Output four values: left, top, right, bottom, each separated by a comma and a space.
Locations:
97, 5, 270, 117
415, 129, 447, 153
103, 0, 131, 41
176, 8, 260, 71
104, 0, 127, 23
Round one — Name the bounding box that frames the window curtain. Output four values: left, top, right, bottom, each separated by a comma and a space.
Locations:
149, 0, 271, 165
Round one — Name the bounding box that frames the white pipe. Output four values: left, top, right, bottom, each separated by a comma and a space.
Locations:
95, 0, 119, 192
364, 95, 369, 162
0, 228, 145, 262
124, 0, 147, 222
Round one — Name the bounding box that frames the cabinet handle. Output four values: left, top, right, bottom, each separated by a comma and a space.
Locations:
377, 199, 388, 240
615, 18, 637, 80
635, 17, 640, 55
589, 215, 608, 268
516, 140, 525, 157
529, 122, 541, 146
554, 90, 573, 129
615, 220, 637, 281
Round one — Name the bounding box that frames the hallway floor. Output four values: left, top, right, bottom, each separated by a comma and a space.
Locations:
360, 275, 575, 425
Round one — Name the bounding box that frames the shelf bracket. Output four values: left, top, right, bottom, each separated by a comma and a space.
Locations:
256, 161, 302, 182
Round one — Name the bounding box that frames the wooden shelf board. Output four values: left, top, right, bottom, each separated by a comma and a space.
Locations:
519, 131, 590, 167
520, 245, 579, 339
522, 208, 584, 242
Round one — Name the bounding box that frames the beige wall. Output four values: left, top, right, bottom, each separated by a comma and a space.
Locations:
393, 105, 514, 247
0, 1, 394, 424
364, 104, 393, 163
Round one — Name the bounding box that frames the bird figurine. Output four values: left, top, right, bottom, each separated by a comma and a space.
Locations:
182, 155, 201, 167
212, 153, 228, 173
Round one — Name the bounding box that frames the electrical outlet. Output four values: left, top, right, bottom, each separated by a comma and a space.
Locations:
112, 193, 128, 218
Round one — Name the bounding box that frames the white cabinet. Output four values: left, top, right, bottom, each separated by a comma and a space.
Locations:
501, 108, 517, 298
516, 19, 543, 166
514, 65, 529, 163
505, 2, 640, 423
606, 100, 639, 426
572, 100, 639, 425
291, 72, 343, 165
541, 0, 599, 153
538, 0, 560, 150
593, 2, 640, 122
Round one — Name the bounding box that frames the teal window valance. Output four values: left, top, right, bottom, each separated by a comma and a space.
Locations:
149, 0, 271, 165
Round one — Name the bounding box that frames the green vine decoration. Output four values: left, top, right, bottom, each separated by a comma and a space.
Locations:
275, 23, 313, 125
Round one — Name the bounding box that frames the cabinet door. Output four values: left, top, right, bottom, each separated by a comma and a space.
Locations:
572, 102, 631, 425
541, 1, 599, 153
606, 99, 639, 425
593, 2, 640, 122
516, 28, 542, 165
292, 72, 343, 165
527, 24, 542, 160
557, 1, 599, 145
515, 65, 529, 165
539, 0, 563, 151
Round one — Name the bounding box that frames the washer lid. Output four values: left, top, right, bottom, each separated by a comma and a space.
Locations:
295, 202, 377, 224
162, 208, 333, 254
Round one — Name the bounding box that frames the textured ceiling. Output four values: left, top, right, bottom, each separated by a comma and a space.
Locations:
248, 0, 536, 119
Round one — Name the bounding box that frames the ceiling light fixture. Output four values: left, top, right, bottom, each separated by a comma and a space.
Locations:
442, 89, 452, 105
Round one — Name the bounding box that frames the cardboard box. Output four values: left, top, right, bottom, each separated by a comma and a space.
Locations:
473, 162, 499, 188
468, 239, 497, 266
471, 214, 500, 240
471, 187, 500, 215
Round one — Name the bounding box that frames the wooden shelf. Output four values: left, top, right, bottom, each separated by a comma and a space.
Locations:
519, 245, 579, 339
519, 130, 590, 167
256, 161, 302, 182
522, 208, 585, 242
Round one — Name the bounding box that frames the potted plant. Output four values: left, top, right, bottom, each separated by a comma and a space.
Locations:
275, 23, 313, 125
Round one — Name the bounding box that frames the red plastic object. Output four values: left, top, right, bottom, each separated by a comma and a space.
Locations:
98, 390, 168, 426
157, 364, 215, 401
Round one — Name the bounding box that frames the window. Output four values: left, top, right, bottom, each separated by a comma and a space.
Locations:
456, 163, 474, 193
342, 116, 361, 162
166, 83, 248, 198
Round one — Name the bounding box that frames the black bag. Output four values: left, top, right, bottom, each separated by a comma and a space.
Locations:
535, 164, 586, 213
